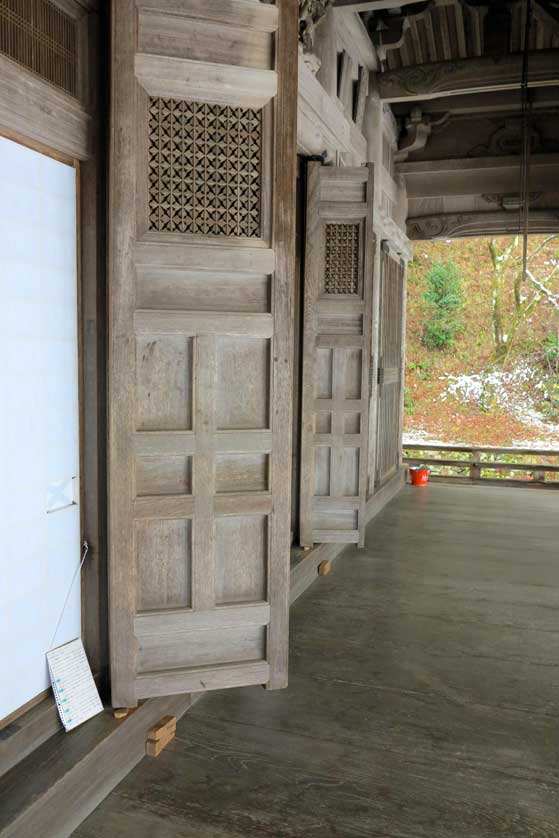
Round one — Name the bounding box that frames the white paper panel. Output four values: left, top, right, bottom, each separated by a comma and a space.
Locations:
0, 137, 80, 722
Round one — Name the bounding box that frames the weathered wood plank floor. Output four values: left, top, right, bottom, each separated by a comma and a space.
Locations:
74, 484, 559, 837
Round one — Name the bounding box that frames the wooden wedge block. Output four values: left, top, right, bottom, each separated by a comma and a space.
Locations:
318, 560, 331, 576
146, 715, 176, 757
113, 707, 134, 720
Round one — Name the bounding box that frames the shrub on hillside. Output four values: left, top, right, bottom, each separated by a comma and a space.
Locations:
422, 260, 465, 349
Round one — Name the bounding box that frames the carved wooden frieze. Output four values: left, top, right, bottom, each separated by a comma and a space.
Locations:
324, 222, 360, 294
469, 118, 545, 157
407, 210, 559, 240
148, 97, 262, 238
379, 51, 559, 102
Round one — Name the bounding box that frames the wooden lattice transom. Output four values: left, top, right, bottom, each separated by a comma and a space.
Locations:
0, 0, 77, 96
324, 223, 360, 294
148, 97, 262, 238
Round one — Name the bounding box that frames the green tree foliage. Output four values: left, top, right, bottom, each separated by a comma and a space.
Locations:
421, 260, 465, 349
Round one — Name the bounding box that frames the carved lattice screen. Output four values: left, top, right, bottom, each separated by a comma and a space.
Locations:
324, 223, 360, 294
148, 97, 262, 237
0, 0, 77, 95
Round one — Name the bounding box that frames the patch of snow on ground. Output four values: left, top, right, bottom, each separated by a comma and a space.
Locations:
441, 363, 559, 433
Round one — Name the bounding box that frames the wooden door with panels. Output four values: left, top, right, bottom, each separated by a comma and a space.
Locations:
375, 243, 405, 488
109, 0, 297, 707
299, 163, 375, 549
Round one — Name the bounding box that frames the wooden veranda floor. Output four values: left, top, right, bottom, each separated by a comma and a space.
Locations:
74, 484, 559, 837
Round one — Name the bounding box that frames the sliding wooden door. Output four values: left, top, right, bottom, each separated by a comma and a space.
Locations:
299, 163, 375, 548
375, 243, 405, 488
109, 0, 297, 706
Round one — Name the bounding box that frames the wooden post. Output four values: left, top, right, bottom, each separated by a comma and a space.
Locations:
470, 450, 481, 481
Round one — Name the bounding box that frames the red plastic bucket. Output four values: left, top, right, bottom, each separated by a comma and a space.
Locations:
410, 465, 430, 486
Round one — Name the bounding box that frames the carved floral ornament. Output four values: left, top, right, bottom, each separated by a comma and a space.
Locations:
382, 62, 460, 97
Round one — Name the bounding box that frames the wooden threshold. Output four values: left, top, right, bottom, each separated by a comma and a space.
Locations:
0, 469, 404, 838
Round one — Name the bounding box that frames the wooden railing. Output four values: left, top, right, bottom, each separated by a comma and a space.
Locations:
403, 443, 559, 489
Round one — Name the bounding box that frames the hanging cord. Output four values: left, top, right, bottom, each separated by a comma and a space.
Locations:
49, 541, 89, 650
520, 0, 533, 282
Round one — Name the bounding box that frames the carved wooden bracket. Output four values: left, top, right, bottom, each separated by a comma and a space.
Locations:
299, 0, 333, 53
394, 107, 432, 162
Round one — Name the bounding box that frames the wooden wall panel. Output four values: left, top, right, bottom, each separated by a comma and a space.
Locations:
109, 0, 297, 706
299, 163, 375, 548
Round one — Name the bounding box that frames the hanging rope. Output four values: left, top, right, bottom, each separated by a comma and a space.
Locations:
520, 0, 533, 283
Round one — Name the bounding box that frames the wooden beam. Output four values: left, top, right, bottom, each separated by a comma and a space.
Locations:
398, 154, 559, 199
391, 86, 559, 117
379, 50, 559, 102
407, 209, 559, 239
333, 0, 428, 10
333, 8, 378, 70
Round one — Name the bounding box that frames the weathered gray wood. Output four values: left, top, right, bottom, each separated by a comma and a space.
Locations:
0, 55, 91, 160
135, 54, 277, 108
108, 0, 139, 707
135, 0, 279, 32
425, 475, 559, 490
137, 9, 273, 69
375, 245, 405, 489
73, 483, 559, 838
405, 457, 559, 473
135, 241, 275, 273
313, 6, 337, 98
299, 163, 376, 548
404, 441, 559, 457
134, 603, 270, 637
79, 5, 107, 689
134, 310, 274, 337
403, 443, 559, 488
266, 0, 298, 690
109, 0, 297, 704
399, 154, 559, 200
0, 694, 199, 838
135, 662, 270, 699
379, 49, 559, 102
0, 466, 403, 835
354, 65, 369, 129
0, 699, 61, 779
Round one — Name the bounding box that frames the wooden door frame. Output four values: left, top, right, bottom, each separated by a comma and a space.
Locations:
0, 0, 107, 775
374, 240, 406, 489
0, 134, 83, 732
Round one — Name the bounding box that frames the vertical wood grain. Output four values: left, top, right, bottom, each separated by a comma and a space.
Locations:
108, 0, 137, 707
299, 162, 322, 548
358, 164, 375, 546
266, 0, 298, 690
192, 334, 217, 612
